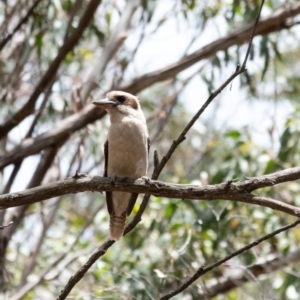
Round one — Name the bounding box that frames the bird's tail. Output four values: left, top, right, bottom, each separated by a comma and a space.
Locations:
110, 212, 126, 241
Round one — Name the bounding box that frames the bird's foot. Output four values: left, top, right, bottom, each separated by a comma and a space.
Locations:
72, 170, 88, 179
111, 174, 117, 186
142, 176, 151, 185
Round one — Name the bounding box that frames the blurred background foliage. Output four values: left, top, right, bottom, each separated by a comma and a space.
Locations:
1, 0, 300, 299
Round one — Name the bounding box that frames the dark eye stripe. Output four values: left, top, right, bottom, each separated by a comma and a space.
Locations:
117, 95, 126, 103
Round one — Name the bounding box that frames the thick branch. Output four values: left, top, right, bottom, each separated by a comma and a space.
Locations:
1, 167, 300, 217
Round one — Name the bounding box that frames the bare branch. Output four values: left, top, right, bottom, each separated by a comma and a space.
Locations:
1, 167, 300, 216
63, 0, 83, 43
0, 0, 43, 51
80, 0, 140, 101
5, 165, 298, 299
124, 61, 250, 235
3, 75, 56, 194
10, 202, 103, 300
240, 0, 264, 69
0, 2, 21, 37
56, 240, 113, 300
200, 247, 300, 298
159, 218, 300, 300
1, 145, 59, 237
19, 199, 61, 287
0, 144, 61, 291
27, 5, 276, 296
0, 222, 13, 230
121, 2, 300, 94
0, 106, 106, 170
0, 0, 102, 139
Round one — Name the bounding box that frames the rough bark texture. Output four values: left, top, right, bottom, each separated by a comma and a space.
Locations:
1, 167, 300, 218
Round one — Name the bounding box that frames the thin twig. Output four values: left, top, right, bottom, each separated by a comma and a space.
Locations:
10, 203, 102, 300
0, 0, 102, 139
160, 218, 300, 300
1, 144, 62, 256
151, 0, 265, 179
56, 240, 113, 300
0, 222, 13, 230
149, 65, 206, 143
2, 75, 56, 194
0, 0, 43, 51
240, 0, 264, 70
199, 246, 300, 298
63, 0, 83, 43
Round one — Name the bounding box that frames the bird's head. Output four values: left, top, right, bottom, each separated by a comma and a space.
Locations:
93, 91, 140, 113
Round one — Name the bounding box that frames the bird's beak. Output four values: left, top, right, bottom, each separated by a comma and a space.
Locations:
92, 98, 116, 107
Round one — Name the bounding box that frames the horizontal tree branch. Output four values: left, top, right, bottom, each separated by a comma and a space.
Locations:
1, 167, 300, 217
1, 3, 300, 169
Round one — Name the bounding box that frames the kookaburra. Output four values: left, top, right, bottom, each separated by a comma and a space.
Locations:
93, 91, 149, 240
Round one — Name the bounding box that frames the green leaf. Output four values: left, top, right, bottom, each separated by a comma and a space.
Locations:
225, 130, 241, 140
187, 0, 196, 10
35, 33, 43, 58
264, 159, 276, 174
211, 54, 221, 68
260, 36, 270, 80
90, 24, 105, 43
164, 202, 177, 219
278, 127, 292, 162
105, 11, 112, 29
271, 41, 283, 62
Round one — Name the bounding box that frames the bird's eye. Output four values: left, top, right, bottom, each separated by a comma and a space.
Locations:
117, 95, 126, 103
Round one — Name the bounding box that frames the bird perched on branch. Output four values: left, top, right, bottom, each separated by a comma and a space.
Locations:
93, 91, 149, 240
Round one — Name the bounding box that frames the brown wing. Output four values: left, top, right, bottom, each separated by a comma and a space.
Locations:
126, 137, 150, 216
104, 140, 113, 215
